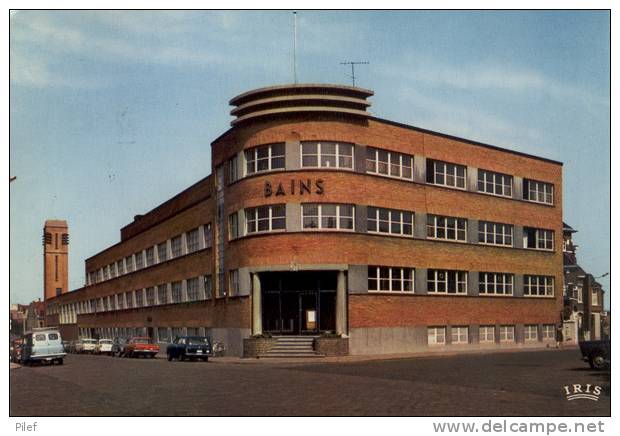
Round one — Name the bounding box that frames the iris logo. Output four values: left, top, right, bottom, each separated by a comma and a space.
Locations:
563, 384, 602, 401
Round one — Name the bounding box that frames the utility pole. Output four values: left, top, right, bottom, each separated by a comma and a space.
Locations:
340, 61, 369, 86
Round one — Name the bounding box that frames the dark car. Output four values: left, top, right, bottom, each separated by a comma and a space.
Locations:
111, 337, 128, 357
579, 339, 610, 370
166, 336, 213, 362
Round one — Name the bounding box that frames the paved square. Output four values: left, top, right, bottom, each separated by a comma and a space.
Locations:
10, 348, 609, 416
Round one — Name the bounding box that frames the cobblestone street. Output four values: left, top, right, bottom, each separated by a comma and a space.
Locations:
10, 348, 610, 416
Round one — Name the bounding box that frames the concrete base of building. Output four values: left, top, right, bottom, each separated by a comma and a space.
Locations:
212, 328, 251, 357
349, 327, 557, 355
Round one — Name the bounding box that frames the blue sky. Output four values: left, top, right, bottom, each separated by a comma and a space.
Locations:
9, 10, 610, 306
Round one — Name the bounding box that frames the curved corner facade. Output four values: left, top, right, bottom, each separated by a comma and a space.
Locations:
46, 84, 563, 357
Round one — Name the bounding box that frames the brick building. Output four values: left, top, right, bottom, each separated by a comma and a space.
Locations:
46, 84, 563, 356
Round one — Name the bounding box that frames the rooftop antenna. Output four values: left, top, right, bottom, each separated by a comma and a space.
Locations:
293, 11, 298, 84
340, 61, 369, 87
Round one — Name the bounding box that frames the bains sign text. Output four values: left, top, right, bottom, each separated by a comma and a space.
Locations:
264, 179, 325, 197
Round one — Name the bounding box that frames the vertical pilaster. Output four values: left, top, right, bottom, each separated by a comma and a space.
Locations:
336, 270, 347, 335
252, 273, 262, 336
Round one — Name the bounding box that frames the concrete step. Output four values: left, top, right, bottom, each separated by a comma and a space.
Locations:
259, 352, 324, 358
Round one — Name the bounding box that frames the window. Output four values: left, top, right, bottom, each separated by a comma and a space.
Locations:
524, 325, 538, 341
135, 251, 144, 270
171, 235, 183, 258
523, 227, 554, 250
187, 228, 200, 253
592, 290, 599, 306
426, 159, 466, 189
477, 169, 513, 197
479, 272, 514, 296
117, 294, 124, 309
157, 284, 168, 305
500, 325, 515, 342
135, 290, 144, 307
367, 207, 413, 236
480, 326, 496, 343
125, 292, 133, 309
146, 287, 155, 306
427, 215, 467, 241
301, 141, 354, 169
204, 275, 213, 299
246, 205, 286, 233
157, 242, 168, 262
542, 324, 555, 340
245, 143, 285, 175
229, 270, 239, 296
427, 270, 468, 294
109, 263, 116, 278
125, 255, 134, 273
117, 260, 125, 276
302, 204, 354, 230
145, 247, 155, 266
157, 327, 170, 343
228, 154, 239, 183
102, 266, 108, 281
366, 147, 413, 180
89, 271, 97, 285
451, 326, 469, 344
187, 278, 199, 301
229, 213, 239, 240
428, 327, 446, 345
204, 223, 213, 248
368, 266, 414, 293
55, 287, 62, 296
478, 221, 513, 246
523, 179, 554, 205
524, 275, 554, 297
171, 281, 183, 303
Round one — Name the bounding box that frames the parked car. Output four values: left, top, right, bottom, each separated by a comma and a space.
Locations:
579, 339, 610, 370
95, 339, 114, 355
111, 337, 128, 357
10, 339, 24, 363
166, 336, 213, 362
75, 338, 97, 354
21, 329, 66, 365
123, 337, 159, 358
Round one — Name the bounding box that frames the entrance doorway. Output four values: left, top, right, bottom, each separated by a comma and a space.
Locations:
261, 271, 337, 335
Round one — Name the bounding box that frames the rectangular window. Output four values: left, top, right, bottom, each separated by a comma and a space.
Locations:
135, 290, 143, 307
135, 251, 144, 270
157, 284, 168, 305
246, 204, 286, 234
157, 327, 170, 343
524, 325, 538, 341
367, 207, 414, 236
542, 324, 555, 340
146, 287, 155, 306
187, 228, 200, 253
171, 281, 182, 303
524, 275, 555, 297
229, 212, 239, 240
301, 141, 354, 169
117, 260, 125, 276
427, 270, 468, 294
426, 215, 467, 242
477, 169, 513, 197
102, 266, 108, 281
480, 326, 496, 343
229, 270, 239, 296
228, 154, 239, 183
478, 221, 513, 246
365, 147, 413, 180
171, 235, 183, 258
451, 326, 469, 344
428, 327, 446, 345
368, 266, 414, 293
523, 227, 554, 250
478, 272, 514, 296
109, 263, 116, 279
523, 179, 554, 205
186, 278, 199, 301
500, 325, 515, 342
145, 247, 155, 266
302, 204, 354, 230
157, 242, 168, 263
426, 159, 466, 189
117, 294, 124, 310
204, 275, 213, 299
592, 291, 599, 306
125, 255, 134, 273
125, 292, 133, 309
245, 143, 285, 175
204, 223, 213, 248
